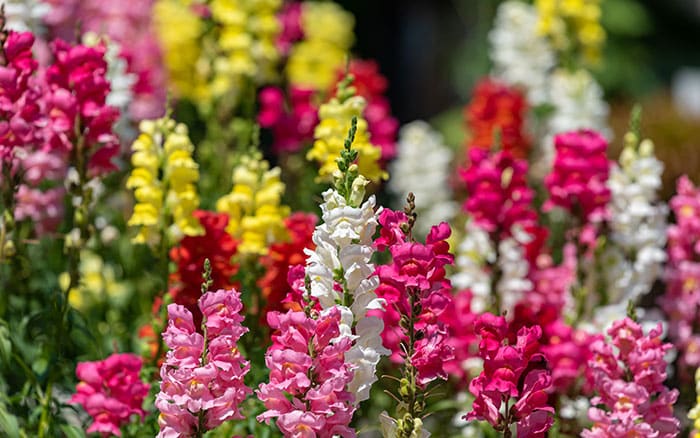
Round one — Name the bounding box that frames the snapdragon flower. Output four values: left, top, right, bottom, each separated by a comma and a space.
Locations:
388, 121, 458, 236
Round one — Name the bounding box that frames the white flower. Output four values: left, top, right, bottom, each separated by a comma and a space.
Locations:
531, 69, 610, 178
305, 186, 388, 404
495, 236, 532, 314
451, 220, 495, 314
82, 33, 137, 114
388, 121, 458, 236
3, 0, 50, 34
489, 1, 555, 105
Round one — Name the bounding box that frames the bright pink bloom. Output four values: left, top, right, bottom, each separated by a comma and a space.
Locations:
582, 318, 679, 437
258, 308, 356, 438
460, 147, 538, 235
258, 85, 318, 154
661, 176, 700, 376
464, 314, 554, 437
156, 289, 251, 437
544, 130, 611, 229
276, 2, 303, 56
69, 353, 149, 436
371, 209, 455, 385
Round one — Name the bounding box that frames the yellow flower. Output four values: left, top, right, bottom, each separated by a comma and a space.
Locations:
127, 117, 203, 248
308, 94, 387, 184
535, 0, 605, 64
690, 367, 700, 433
286, 2, 354, 91
64, 251, 130, 312
216, 153, 290, 256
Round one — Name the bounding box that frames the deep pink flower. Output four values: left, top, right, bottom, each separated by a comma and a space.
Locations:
70, 353, 149, 436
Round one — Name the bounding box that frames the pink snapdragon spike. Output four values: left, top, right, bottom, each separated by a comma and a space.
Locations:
257, 307, 356, 438
460, 147, 538, 236
69, 353, 149, 436
0, 31, 43, 161
544, 130, 611, 248
276, 1, 303, 56
258, 85, 318, 154
464, 314, 554, 437
44, 39, 120, 174
370, 209, 455, 384
583, 318, 680, 437
156, 288, 251, 437
661, 175, 700, 375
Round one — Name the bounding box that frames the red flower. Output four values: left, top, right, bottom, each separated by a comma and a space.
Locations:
465, 78, 529, 158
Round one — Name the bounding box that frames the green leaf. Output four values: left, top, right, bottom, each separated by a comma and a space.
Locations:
602, 0, 653, 36
60, 424, 86, 438
0, 405, 20, 438
0, 322, 11, 365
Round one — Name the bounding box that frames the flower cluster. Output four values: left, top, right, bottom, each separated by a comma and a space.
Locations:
689, 367, 700, 437
489, 1, 555, 105
45, 0, 167, 120
464, 313, 554, 436
465, 78, 530, 158
583, 318, 679, 437
258, 85, 318, 153
257, 308, 356, 437
535, 0, 605, 64
372, 209, 455, 384
258, 212, 317, 318
126, 117, 203, 247
69, 353, 149, 436
544, 129, 611, 243
169, 211, 239, 323
156, 289, 251, 436
600, 131, 667, 324
287, 1, 354, 91
308, 90, 386, 183
44, 39, 121, 174
388, 121, 458, 235
661, 175, 700, 372
216, 153, 290, 256
2, 0, 49, 34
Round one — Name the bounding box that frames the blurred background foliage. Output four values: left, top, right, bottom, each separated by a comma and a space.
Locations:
337, 0, 700, 197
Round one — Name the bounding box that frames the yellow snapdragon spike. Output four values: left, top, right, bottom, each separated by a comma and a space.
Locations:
535, 0, 605, 64
63, 251, 129, 312
127, 117, 203, 248
286, 2, 354, 90
308, 95, 387, 184
216, 154, 290, 256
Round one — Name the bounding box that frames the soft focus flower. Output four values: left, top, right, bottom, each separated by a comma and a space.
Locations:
216, 153, 290, 256
489, 1, 555, 105
583, 318, 679, 437
257, 85, 318, 154
465, 78, 530, 158
544, 129, 611, 230
287, 1, 354, 91
661, 175, 700, 373
464, 314, 554, 436
276, 1, 303, 56
688, 367, 700, 436
3, 0, 50, 34
126, 117, 203, 247
258, 212, 317, 319
45, 0, 167, 120
156, 289, 251, 437
535, 0, 605, 64
308, 92, 387, 183
62, 250, 129, 312
388, 121, 458, 236
258, 308, 356, 438
169, 210, 239, 325
70, 353, 149, 436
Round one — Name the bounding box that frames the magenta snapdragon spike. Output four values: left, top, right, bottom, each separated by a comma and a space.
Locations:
661, 175, 700, 375
371, 208, 455, 384
44, 39, 120, 174
258, 85, 318, 154
543, 129, 611, 248
464, 313, 554, 438
69, 353, 150, 436
583, 318, 679, 437
459, 147, 538, 236
257, 307, 356, 438
156, 288, 251, 437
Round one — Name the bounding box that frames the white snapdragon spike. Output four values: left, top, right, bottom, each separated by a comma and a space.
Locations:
3, 0, 50, 33
531, 69, 611, 178
304, 181, 389, 404
489, 1, 555, 105
495, 236, 532, 315
388, 121, 458, 236
451, 220, 495, 314
591, 139, 667, 329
